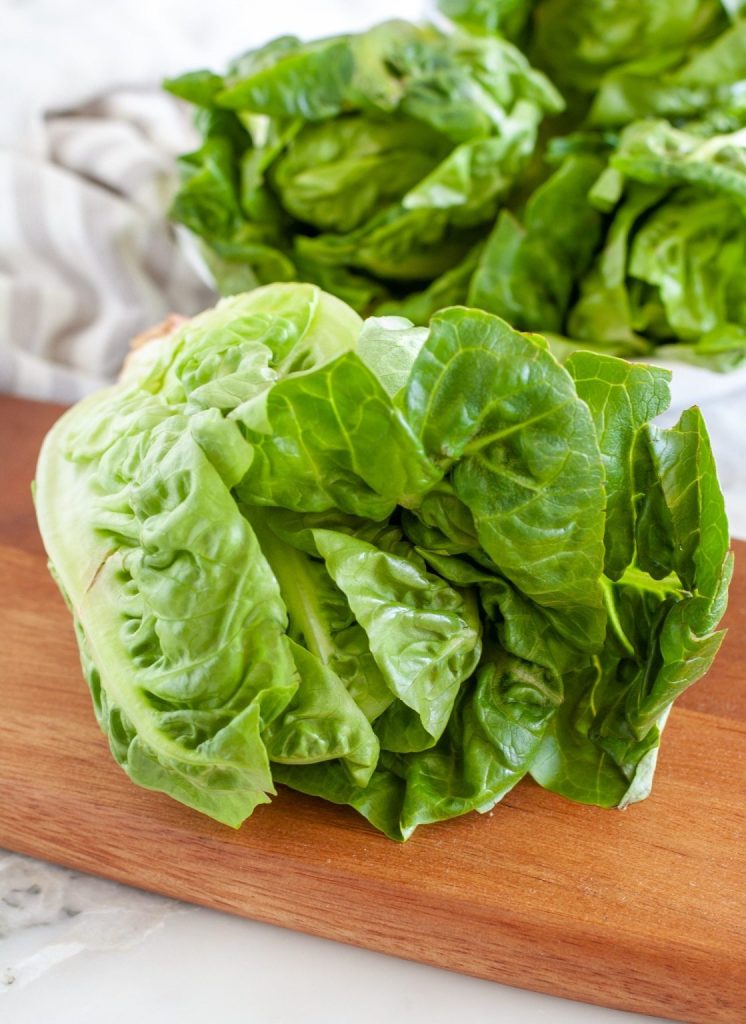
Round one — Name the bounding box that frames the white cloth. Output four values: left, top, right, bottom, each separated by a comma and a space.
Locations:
1, 0, 744, 537
0, 89, 214, 401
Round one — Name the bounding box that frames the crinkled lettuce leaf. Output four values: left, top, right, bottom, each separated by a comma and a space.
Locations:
314, 528, 481, 748
403, 306, 607, 644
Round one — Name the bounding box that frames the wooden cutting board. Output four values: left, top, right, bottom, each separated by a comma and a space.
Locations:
1, 395, 745, 1023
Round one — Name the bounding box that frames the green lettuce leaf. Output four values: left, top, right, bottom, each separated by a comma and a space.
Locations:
530, 396, 732, 806
265, 640, 380, 787
383, 649, 558, 835
566, 353, 672, 579
587, 21, 746, 129
530, 0, 731, 98
276, 648, 558, 840
403, 306, 607, 645
437, 0, 536, 41
314, 529, 482, 747
468, 154, 606, 332
244, 506, 395, 725
232, 349, 440, 518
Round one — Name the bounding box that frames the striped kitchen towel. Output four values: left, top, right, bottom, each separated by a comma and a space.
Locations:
0, 0, 430, 404
0, 87, 215, 403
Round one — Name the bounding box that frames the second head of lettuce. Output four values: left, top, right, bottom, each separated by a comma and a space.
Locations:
164, 19, 562, 322
35, 282, 732, 839
468, 120, 746, 370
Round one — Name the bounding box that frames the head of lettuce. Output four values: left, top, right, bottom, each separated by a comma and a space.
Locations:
163, 20, 562, 323
35, 283, 732, 839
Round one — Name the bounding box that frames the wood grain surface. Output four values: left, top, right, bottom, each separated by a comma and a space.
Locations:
1, 396, 745, 1023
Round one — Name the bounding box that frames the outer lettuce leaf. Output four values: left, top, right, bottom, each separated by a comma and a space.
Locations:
528, 658, 666, 808
128, 284, 440, 520
566, 353, 672, 579
37, 396, 297, 827
125, 281, 363, 404
630, 408, 733, 728
35, 286, 399, 826
403, 306, 607, 644
232, 349, 441, 518
530, 390, 732, 806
